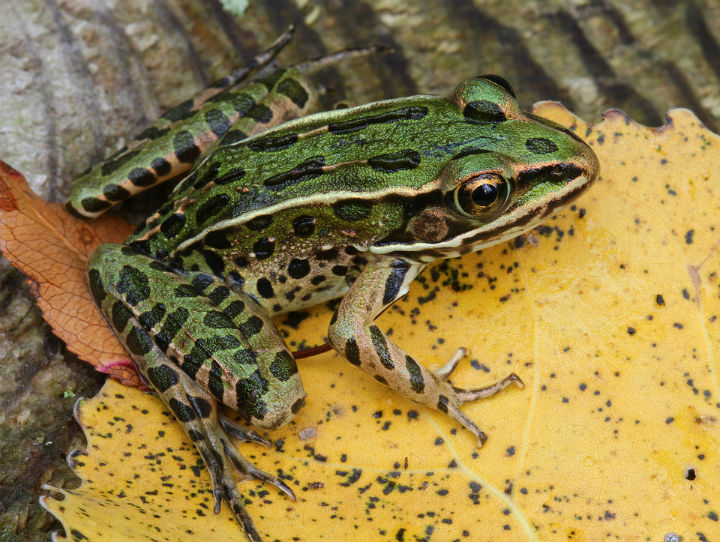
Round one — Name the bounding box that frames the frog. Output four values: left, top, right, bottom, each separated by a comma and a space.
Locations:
67, 36, 599, 541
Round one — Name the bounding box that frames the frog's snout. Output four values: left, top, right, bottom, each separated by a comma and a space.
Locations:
576, 140, 600, 185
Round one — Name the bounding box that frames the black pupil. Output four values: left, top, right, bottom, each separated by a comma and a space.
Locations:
471, 183, 498, 206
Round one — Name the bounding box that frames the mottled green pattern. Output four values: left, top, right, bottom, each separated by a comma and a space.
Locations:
130, 81, 591, 256
67, 68, 316, 218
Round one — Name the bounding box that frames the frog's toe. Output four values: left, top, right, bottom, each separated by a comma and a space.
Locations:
220, 482, 262, 542
219, 413, 273, 447
452, 372, 524, 402
223, 439, 297, 501
444, 405, 489, 447
434, 347, 469, 380
199, 433, 265, 541
443, 372, 524, 448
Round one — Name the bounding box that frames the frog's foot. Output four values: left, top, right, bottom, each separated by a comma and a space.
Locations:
219, 413, 273, 447
433, 347, 523, 447
116, 334, 293, 541
154, 365, 294, 542
444, 371, 524, 447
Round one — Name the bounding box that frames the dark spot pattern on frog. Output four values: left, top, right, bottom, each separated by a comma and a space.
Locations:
151, 157, 172, 176
146, 364, 179, 392
128, 167, 156, 187
205, 109, 232, 137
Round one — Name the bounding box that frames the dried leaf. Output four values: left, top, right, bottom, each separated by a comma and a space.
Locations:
41, 106, 720, 540
0, 162, 142, 386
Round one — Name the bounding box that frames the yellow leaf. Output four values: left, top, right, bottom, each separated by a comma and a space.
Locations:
42, 105, 720, 540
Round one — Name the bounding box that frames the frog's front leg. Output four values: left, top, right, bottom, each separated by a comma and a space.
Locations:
328, 260, 523, 446
87, 243, 305, 541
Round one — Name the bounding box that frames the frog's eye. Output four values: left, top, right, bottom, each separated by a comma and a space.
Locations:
453, 173, 509, 218
477, 74, 516, 98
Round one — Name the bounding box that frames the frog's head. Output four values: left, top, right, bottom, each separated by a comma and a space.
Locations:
372, 75, 599, 261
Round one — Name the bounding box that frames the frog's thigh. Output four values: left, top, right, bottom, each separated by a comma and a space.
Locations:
88, 243, 306, 430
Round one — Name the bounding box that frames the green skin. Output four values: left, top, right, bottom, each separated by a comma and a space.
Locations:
70, 47, 599, 541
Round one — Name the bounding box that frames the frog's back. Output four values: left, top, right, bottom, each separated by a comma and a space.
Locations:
126, 92, 487, 257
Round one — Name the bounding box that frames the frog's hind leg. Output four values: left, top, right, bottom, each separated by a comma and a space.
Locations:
328, 260, 523, 447
65, 27, 299, 219
88, 243, 305, 540
140, 346, 291, 541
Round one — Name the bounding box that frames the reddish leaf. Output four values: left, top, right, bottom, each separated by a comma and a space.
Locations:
0, 161, 143, 387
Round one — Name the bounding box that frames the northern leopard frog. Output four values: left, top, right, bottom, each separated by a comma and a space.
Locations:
67, 34, 599, 541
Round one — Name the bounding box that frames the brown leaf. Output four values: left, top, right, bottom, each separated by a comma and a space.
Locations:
0, 161, 143, 387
